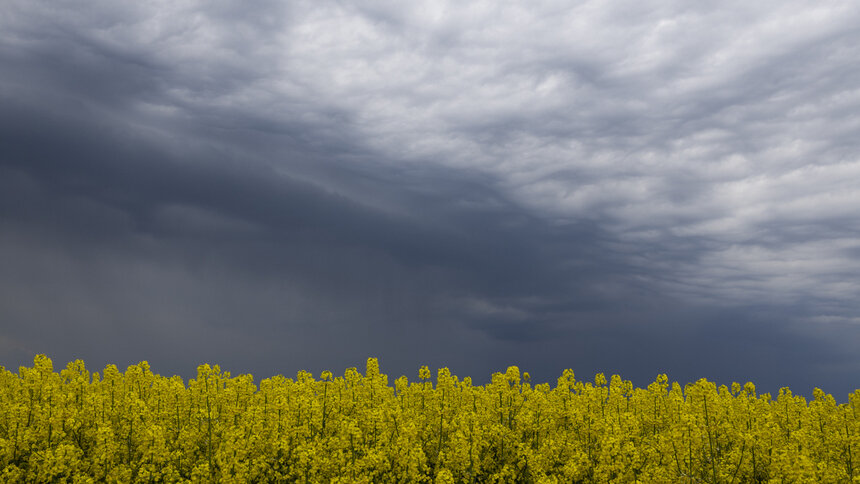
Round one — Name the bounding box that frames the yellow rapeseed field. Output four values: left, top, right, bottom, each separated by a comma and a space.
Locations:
1, 355, 858, 482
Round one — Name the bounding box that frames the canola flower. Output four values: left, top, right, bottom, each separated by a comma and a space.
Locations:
0, 355, 858, 483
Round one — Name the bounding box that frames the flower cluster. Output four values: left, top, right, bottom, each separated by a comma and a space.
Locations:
1, 355, 858, 482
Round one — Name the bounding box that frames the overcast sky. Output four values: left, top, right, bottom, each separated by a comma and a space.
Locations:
2, 0, 859, 398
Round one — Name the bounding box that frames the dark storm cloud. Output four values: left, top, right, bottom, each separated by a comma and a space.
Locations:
2, 0, 860, 398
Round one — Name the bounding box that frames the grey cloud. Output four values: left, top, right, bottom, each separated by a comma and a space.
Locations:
2, 0, 860, 399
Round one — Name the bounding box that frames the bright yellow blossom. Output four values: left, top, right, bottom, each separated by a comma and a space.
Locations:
0, 354, 857, 482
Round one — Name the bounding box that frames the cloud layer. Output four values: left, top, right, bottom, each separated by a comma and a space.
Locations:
2, 0, 860, 397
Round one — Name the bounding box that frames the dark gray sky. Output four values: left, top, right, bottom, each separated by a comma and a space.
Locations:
2, 1, 860, 398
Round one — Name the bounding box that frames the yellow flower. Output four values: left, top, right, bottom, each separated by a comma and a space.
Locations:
419, 365, 431, 381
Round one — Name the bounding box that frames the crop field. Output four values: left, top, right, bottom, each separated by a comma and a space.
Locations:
1, 355, 858, 483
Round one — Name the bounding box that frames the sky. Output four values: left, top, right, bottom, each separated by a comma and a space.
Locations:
2, 0, 860, 398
